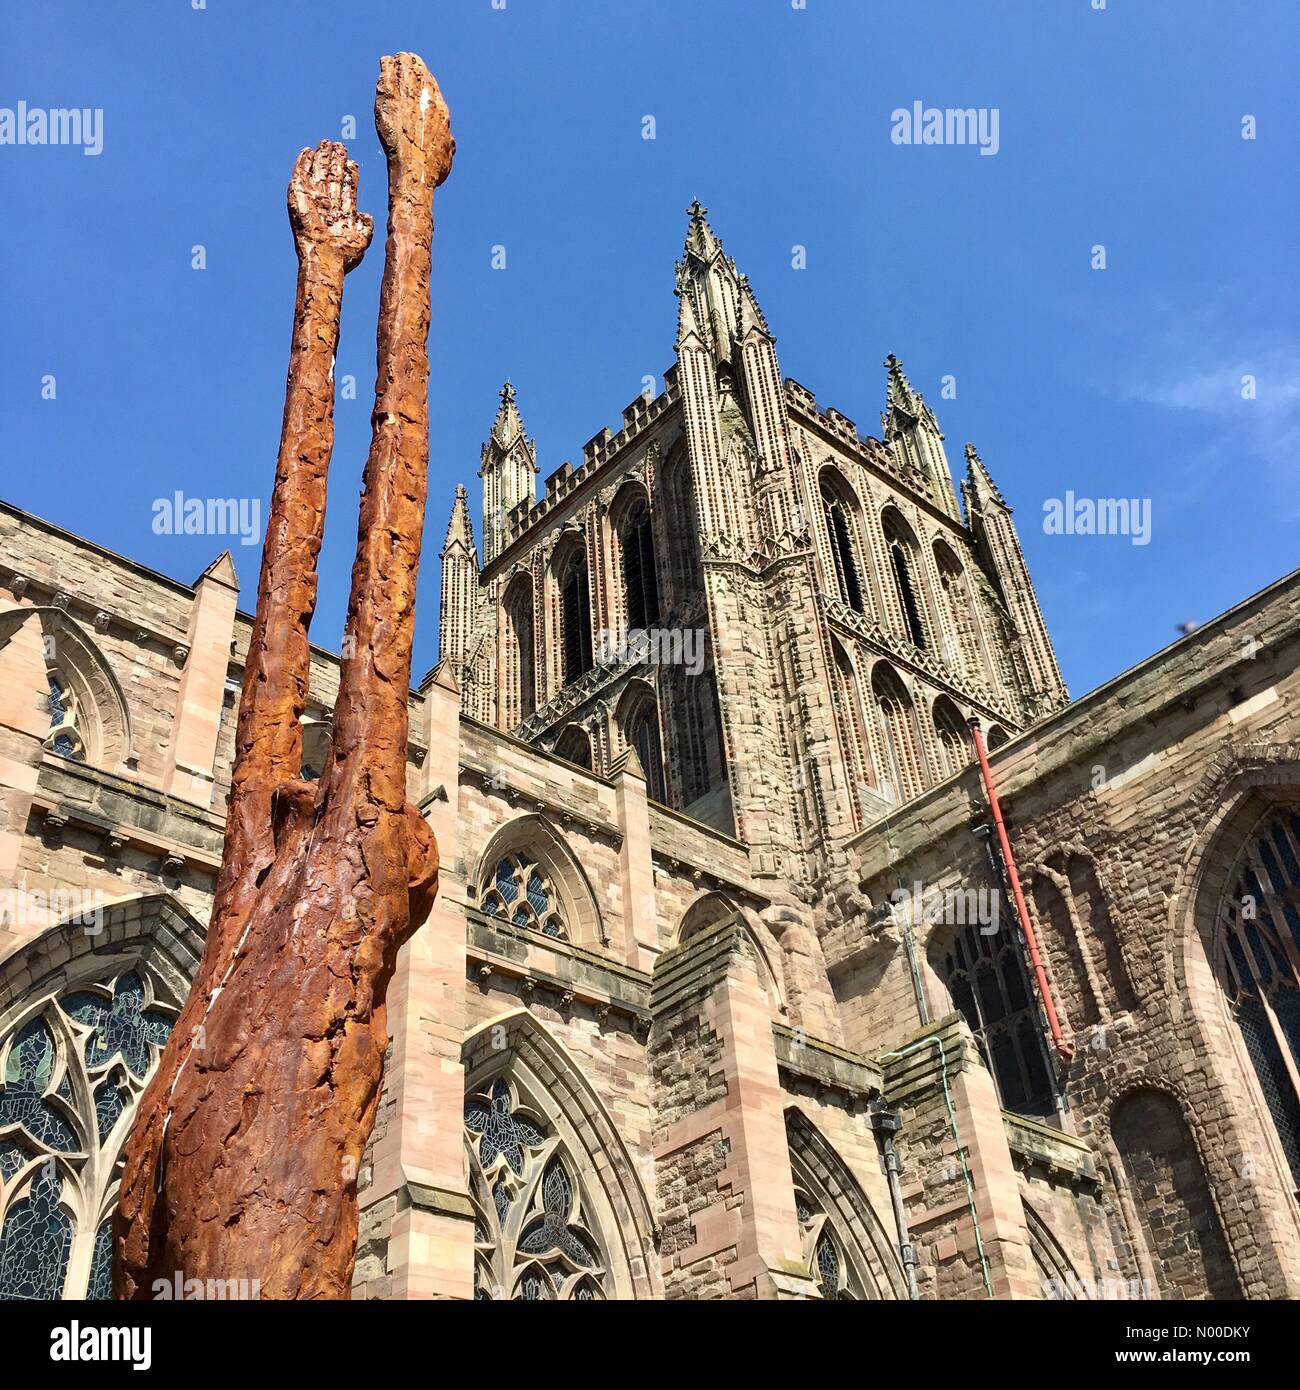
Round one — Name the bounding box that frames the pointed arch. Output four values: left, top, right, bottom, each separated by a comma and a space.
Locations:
784, 1108, 906, 1300
500, 571, 536, 727
871, 661, 927, 803
674, 892, 785, 1012
552, 724, 593, 772
829, 637, 875, 827
881, 508, 930, 651
1108, 1086, 1240, 1299
615, 680, 667, 805
986, 723, 1010, 751
0, 607, 134, 771
655, 440, 702, 606
462, 1009, 656, 1299
552, 536, 593, 686
931, 695, 970, 781
1024, 1198, 1087, 1299
0, 893, 202, 1300
932, 538, 986, 680
471, 813, 604, 946
609, 481, 660, 636
819, 467, 867, 616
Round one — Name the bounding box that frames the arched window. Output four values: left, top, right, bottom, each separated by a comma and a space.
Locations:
618, 498, 660, 633
44, 674, 84, 762
1218, 810, 1300, 1186
795, 1188, 857, 1299
558, 547, 593, 686
939, 924, 1056, 1118
871, 664, 926, 804
0, 968, 175, 1300
553, 725, 592, 772
830, 640, 874, 825
502, 576, 536, 724
479, 853, 567, 940
932, 697, 970, 781
466, 1076, 610, 1300
933, 540, 983, 679
882, 511, 928, 650
657, 445, 702, 604
820, 473, 865, 614
622, 695, 667, 805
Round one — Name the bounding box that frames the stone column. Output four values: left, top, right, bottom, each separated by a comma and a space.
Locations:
881, 1013, 1039, 1299
360, 659, 473, 1299
650, 912, 815, 1298
161, 552, 239, 806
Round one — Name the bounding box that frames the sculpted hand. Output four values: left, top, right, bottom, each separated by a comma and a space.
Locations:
375, 52, 455, 187
288, 140, 373, 271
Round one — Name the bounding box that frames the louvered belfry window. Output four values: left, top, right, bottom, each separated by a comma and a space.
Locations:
621, 503, 660, 633
1220, 810, 1300, 1186
561, 550, 594, 685
821, 486, 865, 614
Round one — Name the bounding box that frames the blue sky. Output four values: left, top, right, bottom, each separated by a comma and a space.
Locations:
2, 0, 1296, 697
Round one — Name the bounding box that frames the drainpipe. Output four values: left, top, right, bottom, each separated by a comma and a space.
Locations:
868, 1102, 920, 1299
880, 1034, 995, 1298
967, 718, 1073, 1062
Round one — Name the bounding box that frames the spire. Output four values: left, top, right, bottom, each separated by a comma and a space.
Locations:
962, 442, 1008, 510
883, 353, 923, 419
682, 198, 722, 266
489, 380, 527, 451
479, 382, 538, 563
441, 483, 476, 556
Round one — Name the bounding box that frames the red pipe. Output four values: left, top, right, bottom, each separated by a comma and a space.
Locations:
967, 719, 1073, 1061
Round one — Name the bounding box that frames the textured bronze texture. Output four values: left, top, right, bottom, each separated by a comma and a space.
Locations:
117, 54, 452, 1300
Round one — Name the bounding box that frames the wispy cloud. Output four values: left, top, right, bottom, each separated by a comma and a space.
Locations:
1114, 324, 1300, 519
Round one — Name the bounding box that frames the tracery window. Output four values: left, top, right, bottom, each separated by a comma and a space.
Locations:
623, 697, 667, 804
794, 1188, 856, 1300
820, 477, 865, 615
619, 499, 660, 634
559, 548, 594, 686
883, 512, 928, 650
932, 697, 970, 781
479, 852, 567, 940
940, 924, 1056, 1118
872, 663, 926, 803
503, 578, 536, 725
0, 969, 174, 1300
1219, 809, 1300, 1186
44, 675, 84, 762
465, 1077, 608, 1300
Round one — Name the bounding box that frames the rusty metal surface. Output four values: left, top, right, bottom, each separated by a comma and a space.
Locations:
117, 54, 451, 1300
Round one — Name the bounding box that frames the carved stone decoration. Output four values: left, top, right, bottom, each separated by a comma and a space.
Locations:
117, 55, 453, 1301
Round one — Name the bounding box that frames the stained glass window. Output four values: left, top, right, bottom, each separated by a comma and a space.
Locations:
45, 676, 84, 762
465, 1075, 609, 1300
480, 854, 566, 940
793, 1186, 856, 1300
0, 966, 175, 1300
1219, 811, 1300, 1186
